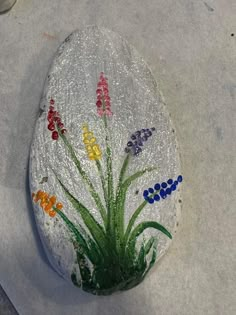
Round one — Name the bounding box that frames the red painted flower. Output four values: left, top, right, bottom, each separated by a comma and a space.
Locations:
47, 98, 67, 140
96, 73, 112, 117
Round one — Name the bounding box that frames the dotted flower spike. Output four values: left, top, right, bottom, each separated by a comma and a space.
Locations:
82, 124, 102, 160
96, 73, 112, 117
125, 128, 156, 156
32, 190, 63, 217
47, 98, 67, 140
143, 175, 183, 204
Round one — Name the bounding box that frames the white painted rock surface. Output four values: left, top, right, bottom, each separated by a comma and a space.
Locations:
29, 26, 182, 295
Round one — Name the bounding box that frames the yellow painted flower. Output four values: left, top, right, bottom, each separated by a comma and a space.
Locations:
82, 124, 102, 160
32, 190, 63, 217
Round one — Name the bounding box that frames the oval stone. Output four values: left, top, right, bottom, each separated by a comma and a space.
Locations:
30, 26, 182, 295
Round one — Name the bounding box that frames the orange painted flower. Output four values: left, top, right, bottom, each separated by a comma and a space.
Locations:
56, 203, 63, 210
32, 190, 63, 217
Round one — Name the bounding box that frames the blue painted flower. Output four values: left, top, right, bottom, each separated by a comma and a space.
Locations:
160, 189, 166, 199
177, 175, 183, 183
143, 190, 149, 197
161, 182, 167, 188
148, 198, 154, 204
142, 175, 183, 203
154, 194, 160, 201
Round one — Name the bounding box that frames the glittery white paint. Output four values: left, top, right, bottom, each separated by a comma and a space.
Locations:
30, 26, 181, 287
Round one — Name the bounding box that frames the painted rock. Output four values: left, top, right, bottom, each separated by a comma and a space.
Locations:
30, 26, 182, 295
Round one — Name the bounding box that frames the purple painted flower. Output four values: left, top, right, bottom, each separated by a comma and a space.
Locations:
124, 127, 156, 156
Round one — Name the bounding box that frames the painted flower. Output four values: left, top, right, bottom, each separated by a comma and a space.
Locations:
47, 98, 67, 140
32, 190, 63, 217
125, 127, 156, 156
143, 175, 183, 204
82, 124, 102, 160
96, 73, 112, 117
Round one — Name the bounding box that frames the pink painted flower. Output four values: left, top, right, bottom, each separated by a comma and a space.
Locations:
96, 73, 113, 117
97, 108, 104, 117
47, 99, 67, 140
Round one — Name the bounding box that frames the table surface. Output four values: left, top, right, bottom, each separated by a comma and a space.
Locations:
0, 1, 235, 314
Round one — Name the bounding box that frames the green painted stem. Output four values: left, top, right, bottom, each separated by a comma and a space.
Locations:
114, 154, 130, 254
60, 132, 107, 225
125, 221, 172, 260
54, 208, 90, 257
102, 112, 114, 235
123, 189, 160, 248
123, 200, 148, 249
116, 154, 130, 193
115, 167, 157, 255
54, 176, 110, 258
142, 239, 157, 278
53, 206, 104, 265
96, 160, 108, 208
